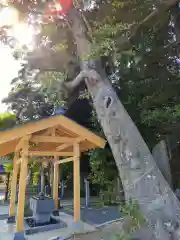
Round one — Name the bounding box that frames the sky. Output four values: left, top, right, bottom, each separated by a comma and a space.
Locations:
0, 5, 38, 114
0, 44, 20, 113
0, 6, 27, 113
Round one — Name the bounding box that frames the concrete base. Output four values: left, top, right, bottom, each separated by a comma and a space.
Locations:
71, 221, 85, 233
53, 210, 59, 216
25, 216, 67, 235
33, 212, 51, 224
13, 231, 27, 240
7, 215, 15, 223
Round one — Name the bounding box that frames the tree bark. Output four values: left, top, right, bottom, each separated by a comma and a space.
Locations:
26, 47, 78, 75
67, 8, 180, 239
152, 140, 173, 189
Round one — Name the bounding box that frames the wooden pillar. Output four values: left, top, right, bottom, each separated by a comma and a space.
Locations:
53, 159, 59, 210
9, 152, 19, 217
16, 140, 29, 233
73, 143, 80, 222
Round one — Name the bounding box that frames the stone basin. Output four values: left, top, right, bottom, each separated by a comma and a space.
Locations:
30, 193, 55, 225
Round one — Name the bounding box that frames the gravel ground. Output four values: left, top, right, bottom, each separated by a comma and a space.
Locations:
69, 221, 123, 240
63, 205, 121, 226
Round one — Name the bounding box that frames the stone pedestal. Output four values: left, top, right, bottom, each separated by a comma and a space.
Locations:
13, 232, 27, 240
72, 221, 85, 233
30, 195, 55, 224
7, 215, 15, 223
53, 210, 60, 216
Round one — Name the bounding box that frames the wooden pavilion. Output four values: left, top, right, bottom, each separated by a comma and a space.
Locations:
0, 115, 105, 234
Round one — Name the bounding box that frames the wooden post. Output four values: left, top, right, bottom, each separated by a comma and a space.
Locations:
53, 159, 59, 210
73, 143, 80, 222
16, 140, 29, 233
9, 152, 19, 217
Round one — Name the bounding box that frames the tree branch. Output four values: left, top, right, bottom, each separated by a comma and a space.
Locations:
134, 0, 178, 32
25, 0, 178, 72
63, 71, 86, 91
116, 0, 179, 51
63, 69, 102, 92
26, 47, 77, 73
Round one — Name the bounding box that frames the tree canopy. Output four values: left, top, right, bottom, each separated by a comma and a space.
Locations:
1, 0, 179, 142
1, 0, 180, 204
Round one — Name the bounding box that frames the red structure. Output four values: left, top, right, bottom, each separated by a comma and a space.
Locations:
45, 0, 73, 18
57, 0, 73, 14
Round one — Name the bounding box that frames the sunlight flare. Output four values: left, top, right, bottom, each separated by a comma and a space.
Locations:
0, 7, 19, 26
0, 7, 36, 48
10, 23, 35, 48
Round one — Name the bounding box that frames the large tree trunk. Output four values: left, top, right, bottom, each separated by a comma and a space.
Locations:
152, 140, 173, 189
67, 8, 180, 239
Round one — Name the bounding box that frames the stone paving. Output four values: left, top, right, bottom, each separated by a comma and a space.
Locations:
0, 204, 10, 215
0, 199, 121, 240
0, 205, 95, 240
27, 212, 95, 240
63, 205, 121, 226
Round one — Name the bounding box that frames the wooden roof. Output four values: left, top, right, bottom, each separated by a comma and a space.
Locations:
0, 115, 105, 156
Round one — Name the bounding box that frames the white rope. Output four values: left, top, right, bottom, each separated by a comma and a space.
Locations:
96, 218, 123, 228
119, 164, 179, 203
123, 164, 157, 192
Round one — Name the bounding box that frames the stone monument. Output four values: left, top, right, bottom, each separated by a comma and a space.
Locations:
30, 192, 55, 225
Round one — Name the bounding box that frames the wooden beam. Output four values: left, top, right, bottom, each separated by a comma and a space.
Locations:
55, 157, 73, 165
0, 139, 19, 156
56, 137, 84, 152
51, 127, 56, 136
16, 158, 22, 165
29, 157, 53, 163
15, 135, 32, 152
75, 137, 85, 143
73, 143, 80, 222
28, 151, 74, 157
9, 152, 19, 217
56, 143, 72, 151
53, 157, 59, 210
16, 140, 29, 233
43, 127, 55, 136
0, 115, 105, 156
15, 139, 24, 152
30, 136, 77, 143
0, 117, 60, 145
58, 115, 106, 148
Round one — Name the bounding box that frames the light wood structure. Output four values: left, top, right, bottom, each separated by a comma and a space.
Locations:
0, 115, 105, 233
